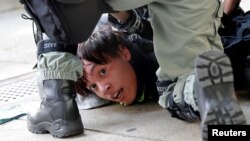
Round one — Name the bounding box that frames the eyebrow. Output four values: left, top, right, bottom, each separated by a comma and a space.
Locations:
84, 62, 97, 76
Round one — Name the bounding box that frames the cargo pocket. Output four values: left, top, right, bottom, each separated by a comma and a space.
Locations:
214, 0, 223, 31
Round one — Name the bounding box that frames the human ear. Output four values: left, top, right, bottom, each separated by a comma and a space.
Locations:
120, 47, 131, 61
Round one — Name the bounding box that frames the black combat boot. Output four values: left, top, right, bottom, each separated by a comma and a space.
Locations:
194, 51, 246, 141
27, 79, 84, 137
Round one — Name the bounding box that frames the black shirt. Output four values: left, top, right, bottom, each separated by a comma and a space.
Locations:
126, 34, 159, 103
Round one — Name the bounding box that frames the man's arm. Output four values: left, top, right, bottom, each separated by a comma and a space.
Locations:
223, 0, 241, 15
108, 8, 153, 40
110, 11, 131, 23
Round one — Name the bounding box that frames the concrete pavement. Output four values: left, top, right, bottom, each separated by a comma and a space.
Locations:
1, 1, 250, 141
0, 7, 36, 80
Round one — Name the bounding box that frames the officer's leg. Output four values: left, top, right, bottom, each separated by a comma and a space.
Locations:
27, 38, 84, 137
19, 0, 111, 137
154, 0, 246, 141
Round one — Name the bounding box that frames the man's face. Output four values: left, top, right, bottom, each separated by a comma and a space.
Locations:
82, 47, 137, 105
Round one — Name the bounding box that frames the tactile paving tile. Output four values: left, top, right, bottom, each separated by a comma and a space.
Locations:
0, 73, 38, 104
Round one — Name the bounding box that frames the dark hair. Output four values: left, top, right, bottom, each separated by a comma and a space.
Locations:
75, 31, 131, 96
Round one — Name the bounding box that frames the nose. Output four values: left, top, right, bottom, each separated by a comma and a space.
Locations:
98, 82, 111, 95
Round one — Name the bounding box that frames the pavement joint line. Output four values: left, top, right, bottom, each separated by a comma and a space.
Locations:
85, 128, 167, 141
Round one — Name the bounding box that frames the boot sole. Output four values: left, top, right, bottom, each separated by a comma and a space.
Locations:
27, 118, 84, 138
195, 51, 246, 141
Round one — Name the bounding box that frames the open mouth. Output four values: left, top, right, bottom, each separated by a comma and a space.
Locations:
113, 88, 123, 100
